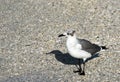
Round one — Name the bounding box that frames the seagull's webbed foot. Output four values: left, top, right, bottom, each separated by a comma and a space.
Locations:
79, 71, 85, 75
73, 69, 85, 75
73, 70, 81, 73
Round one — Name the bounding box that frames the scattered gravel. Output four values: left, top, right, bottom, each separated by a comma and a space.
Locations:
0, 0, 120, 82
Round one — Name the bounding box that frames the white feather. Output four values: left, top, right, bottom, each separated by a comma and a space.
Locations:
66, 35, 91, 59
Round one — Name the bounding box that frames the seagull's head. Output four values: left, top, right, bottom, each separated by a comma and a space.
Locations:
58, 30, 76, 38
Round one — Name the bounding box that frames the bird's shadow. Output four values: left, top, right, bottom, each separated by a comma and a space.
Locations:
46, 50, 100, 65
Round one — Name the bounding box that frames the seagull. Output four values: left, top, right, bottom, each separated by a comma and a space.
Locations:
58, 30, 108, 75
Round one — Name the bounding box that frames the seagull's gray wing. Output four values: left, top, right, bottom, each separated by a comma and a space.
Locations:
78, 39, 101, 55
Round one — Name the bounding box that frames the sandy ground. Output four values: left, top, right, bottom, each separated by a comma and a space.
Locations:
0, 0, 120, 82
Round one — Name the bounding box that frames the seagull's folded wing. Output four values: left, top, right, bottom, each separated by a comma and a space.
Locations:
78, 39, 101, 54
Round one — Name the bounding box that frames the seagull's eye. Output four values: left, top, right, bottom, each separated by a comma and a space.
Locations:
67, 33, 70, 35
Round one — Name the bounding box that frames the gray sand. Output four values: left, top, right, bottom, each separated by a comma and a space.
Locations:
0, 0, 120, 82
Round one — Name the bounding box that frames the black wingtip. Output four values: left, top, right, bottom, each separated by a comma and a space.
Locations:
101, 46, 108, 50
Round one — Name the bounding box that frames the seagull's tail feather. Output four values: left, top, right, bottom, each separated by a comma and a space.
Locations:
101, 46, 108, 50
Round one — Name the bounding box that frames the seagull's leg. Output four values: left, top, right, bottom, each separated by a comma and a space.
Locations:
79, 60, 85, 75
73, 59, 82, 73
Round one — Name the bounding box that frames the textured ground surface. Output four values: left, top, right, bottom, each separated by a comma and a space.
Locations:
0, 0, 120, 82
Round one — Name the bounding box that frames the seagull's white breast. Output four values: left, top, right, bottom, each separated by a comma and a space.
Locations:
66, 37, 91, 59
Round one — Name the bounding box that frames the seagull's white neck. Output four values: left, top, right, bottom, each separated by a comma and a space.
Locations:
67, 34, 78, 47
